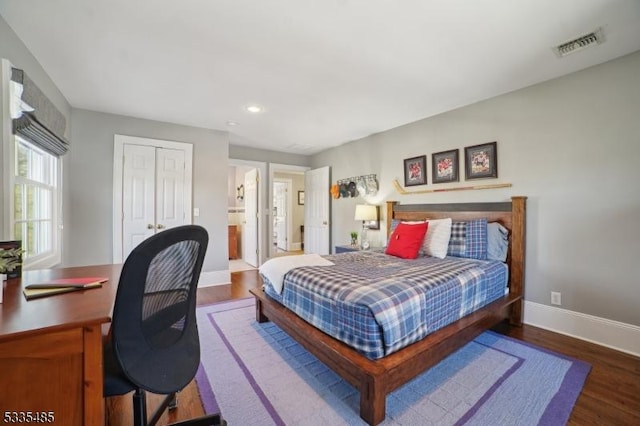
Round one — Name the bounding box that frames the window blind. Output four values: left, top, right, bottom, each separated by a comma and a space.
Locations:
11, 67, 69, 156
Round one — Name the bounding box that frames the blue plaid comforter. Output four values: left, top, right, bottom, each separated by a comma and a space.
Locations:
262, 251, 507, 359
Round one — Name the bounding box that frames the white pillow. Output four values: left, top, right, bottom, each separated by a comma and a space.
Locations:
422, 218, 452, 259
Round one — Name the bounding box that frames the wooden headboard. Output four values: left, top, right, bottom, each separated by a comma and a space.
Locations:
386, 196, 526, 324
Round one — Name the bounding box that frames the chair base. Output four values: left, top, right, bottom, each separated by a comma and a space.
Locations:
168, 414, 226, 426
132, 389, 225, 426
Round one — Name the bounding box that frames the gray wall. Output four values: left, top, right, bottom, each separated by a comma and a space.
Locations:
0, 15, 71, 240
68, 109, 229, 274
230, 145, 311, 262
0, 16, 70, 123
230, 144, 311, 167
312, 51, 640, 327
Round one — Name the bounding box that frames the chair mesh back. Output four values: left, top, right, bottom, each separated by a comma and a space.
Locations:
142, 240, 198, 347
111, 225, 208, 394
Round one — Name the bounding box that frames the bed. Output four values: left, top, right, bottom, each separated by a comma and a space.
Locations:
250, 197, 526, 425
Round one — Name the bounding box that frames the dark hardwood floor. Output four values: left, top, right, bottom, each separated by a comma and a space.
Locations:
106, 270, 640, 425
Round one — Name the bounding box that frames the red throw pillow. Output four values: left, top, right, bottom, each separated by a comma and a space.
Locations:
385, 221, 429, 259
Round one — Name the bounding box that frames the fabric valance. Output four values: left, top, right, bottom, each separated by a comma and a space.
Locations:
10, 67, 69, 156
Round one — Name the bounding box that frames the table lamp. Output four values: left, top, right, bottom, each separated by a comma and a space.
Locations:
354, 204, 378, 249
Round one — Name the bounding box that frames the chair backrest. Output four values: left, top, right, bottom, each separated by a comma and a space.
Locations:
111, 225, 209, 394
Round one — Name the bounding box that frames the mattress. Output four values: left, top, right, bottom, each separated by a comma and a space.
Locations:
262, 250, 508, 359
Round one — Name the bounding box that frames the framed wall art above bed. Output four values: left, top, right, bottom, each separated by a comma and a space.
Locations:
403, 155, 427, 186
465, 141, 498, 180
432, 149, 459, 184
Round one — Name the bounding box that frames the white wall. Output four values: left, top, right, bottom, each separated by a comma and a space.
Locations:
312, 51, 640, 328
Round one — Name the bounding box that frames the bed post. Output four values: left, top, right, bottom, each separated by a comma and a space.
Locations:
360, 376, 385, 426
386, 201, 397, 237
509, 196, 527, 326
255, 297, 269, 323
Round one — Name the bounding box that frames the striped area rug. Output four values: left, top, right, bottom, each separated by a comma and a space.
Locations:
195, 298, 590, 425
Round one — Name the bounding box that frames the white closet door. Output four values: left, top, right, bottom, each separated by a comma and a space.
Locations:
115, 135, 192, 263
155, 148, 186, 231
122, 144, 156, 259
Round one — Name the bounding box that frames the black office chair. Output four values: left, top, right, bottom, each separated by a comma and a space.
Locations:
104, 225, 225, 426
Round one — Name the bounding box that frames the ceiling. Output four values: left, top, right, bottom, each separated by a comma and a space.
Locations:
1, 1, 639, 155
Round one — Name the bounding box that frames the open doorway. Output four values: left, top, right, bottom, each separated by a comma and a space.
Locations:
228, 159, 267, 272
273, 179, 291, 252
269, 164, 309, 258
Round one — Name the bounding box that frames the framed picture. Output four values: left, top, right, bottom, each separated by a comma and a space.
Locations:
432, 149, 459, 184
298, 191, 305, 205
465, 142, 498, 180
403, 155, 427, 186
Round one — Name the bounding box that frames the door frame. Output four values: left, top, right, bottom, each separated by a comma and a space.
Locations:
112, 134, 193, 263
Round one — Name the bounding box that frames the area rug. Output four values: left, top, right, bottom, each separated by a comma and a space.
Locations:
195, 298, 590, 425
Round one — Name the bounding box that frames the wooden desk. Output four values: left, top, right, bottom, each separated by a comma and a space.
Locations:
0, 264, 122, 426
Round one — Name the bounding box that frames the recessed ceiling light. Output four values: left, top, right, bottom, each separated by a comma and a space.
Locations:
226, 120, 239, 126
245, 104, 264, 114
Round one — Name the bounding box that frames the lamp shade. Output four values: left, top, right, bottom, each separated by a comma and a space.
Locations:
354, 204, 377, 221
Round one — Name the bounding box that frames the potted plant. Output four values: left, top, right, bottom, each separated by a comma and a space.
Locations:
0, 245, 23, 280
350, 231, 358, 248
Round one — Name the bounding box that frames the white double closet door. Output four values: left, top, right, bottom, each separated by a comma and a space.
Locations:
114, 135, 193, 263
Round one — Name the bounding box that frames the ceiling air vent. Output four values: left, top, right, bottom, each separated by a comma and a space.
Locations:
553, 28, 605, 57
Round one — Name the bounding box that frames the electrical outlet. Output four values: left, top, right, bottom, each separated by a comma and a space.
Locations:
551, 291, 562, 306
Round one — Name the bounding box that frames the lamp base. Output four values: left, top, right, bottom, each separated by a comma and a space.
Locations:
360, 225, 370, 250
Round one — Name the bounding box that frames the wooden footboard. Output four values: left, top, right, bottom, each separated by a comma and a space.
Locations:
251, 197, 526, 425
250, 287, 520, 425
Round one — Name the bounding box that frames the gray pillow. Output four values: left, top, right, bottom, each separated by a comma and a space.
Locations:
487, 222, 509, 262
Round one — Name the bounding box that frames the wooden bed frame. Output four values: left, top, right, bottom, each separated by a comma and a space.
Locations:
249, 196, 526, 425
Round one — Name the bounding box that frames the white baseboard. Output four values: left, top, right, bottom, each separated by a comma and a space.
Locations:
198, 269, 231, 287
290, 242, 302, 251
524, 301, 640, 358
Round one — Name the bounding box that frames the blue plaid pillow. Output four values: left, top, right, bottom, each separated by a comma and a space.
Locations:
446, 218, 488, 259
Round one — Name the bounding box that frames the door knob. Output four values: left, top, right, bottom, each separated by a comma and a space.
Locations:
156, 224, 165, 230
147, 224, 154, 229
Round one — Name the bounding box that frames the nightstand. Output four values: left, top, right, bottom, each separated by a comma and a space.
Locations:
335, 245, 361, 254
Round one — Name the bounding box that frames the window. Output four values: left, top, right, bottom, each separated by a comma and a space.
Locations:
2, 59, 64, 270
12, 136, 61, 268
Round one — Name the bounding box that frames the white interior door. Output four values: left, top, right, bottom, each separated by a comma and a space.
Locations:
243, 168, 259, 266
274, 181, 289, 251
122, 144, 156, 257
115, 135, 193, 263
155, 148, 186, 231
304, 166, 330, 255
